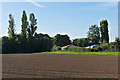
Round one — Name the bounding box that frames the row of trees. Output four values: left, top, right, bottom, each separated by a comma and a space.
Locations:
2, 10, 72, 53
1, 10, 120, 53
73, 20, 109, 47
72, 20, 120, 52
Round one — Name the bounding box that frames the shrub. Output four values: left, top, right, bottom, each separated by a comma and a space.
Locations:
51, 45, 61, 51
66, 48, 86, 52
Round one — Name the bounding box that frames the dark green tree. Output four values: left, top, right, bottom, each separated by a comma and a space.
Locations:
2, 36, 8, 53
6, 14, 19, 53
8, 14, 15, 40
27, 13, 37, 38
87, 25, 100, 45
27, 13, 37, 52
100, 20, 109, 43
73, 38, 89, 47
21, 10, 28, 39
72, 39, 77, 46
34, 33, 53, 52
2, 35, 20, 53
20, 10, 29, 52
115, 37, 120, 51
53, 34, 71, 47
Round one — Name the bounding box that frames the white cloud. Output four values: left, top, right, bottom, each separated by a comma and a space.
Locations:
26, 0, 45, 8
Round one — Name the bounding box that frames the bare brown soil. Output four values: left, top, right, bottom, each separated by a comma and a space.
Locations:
2, 54, 118, 78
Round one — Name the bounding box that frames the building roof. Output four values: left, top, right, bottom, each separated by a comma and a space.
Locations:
61, 45, 81, 49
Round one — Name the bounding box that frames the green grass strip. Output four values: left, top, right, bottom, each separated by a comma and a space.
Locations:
34, 51, 120, 55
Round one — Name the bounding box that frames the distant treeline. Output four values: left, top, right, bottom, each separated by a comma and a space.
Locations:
1, 10, 120, 53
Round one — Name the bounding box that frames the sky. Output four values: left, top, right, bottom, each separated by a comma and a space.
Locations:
0, 1, 118, 42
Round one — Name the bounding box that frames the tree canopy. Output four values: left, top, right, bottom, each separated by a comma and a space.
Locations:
2, 10, 118, 53
87, 25, 100, 45
53, 34, 71, 47
73, 38, 89, 47
100, 20, 109, 43
8, 14, 15, 40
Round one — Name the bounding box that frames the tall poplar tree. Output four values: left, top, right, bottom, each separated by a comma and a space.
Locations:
8, 14, 15, 40
21, 10, 28, 39
100, 20, 109, 43
27, 13, 37, 52
27, 13, 37, 38
20, 10, 28, 52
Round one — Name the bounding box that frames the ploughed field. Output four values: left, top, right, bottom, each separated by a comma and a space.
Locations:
2, 54, 118, 78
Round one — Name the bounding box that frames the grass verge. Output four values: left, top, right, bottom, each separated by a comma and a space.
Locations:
34, 51, 120, 55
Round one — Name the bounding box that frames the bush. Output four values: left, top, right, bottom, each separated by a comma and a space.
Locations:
85, 48, 94, 52
51, 45, 61, 51
57, 40, 119, 52
65, 48, 86, 52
